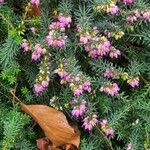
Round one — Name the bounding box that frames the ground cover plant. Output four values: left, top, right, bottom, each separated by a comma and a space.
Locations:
0, 0, 150, 149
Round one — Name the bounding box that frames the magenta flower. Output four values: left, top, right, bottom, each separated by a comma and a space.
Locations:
100, 83, 120, 96
58, 15, 72, 27
142, 10, 150, 21
109, 48, 121, 59
31, 53, 40, 61
103, 68, 114, 79
73, 88, 83, 96
57, 71, 70, 84
34, 84, 44, 95
127, 77, 139, 88
71, 100, 87, 118
100, 119, 114, 138
0, 0, 4, 4
107, 4, 119, 15
83, 114, 98, 131
80, 36, 89, 44
105, 128, 114, 138
122, 0, 134, 4
126, 16, 137, 24
41, 80, 49, 88
30, 0, 40, 6
21, 39, 29, 52
82, 81, 92, 93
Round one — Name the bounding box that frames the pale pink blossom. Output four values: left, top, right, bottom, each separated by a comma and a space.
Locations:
109, 48, 121, 59
58, 15, 72, 27
83, 115, 98, 131
107, 4, 119, 15
100, 83, 120, 96
142, 11, 150, 21
31, 53, 40, 61
0, 0, 4, 4
82, 81, 92, 93
100, 119, 114, 138
122, 0, 134, 4
21, 39, 29, 52
30, 0, 40, 6
34, 84, 44, 95
127, 77, 139, 88
71, 100, 87, 118
41, 80, 49, 88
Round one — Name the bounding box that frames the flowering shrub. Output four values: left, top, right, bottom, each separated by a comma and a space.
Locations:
0, 0, 150, 150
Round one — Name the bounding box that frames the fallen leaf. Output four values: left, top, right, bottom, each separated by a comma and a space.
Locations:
20, 103, 80, 149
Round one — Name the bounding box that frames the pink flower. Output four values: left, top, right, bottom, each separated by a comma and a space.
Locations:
41, 80, 49, 88
82, 81, 92, 93
74, 76, 80, 82
83, 114, 98, 131
109, 48, 121, 59
0, 0, 4, 4
80, 36, 89, 44
127, 77, 139, 88
21, 39, 29, 52
122, 0, 134, 4
31, 53, 40, 61
100, 83, 120, 96
107, 4, 119, 15
34, 44, 43, 54
127, 143, 132, 150
34, 84, 44, 95
71, 100, 87, 118
100, 119, 114, 138
105, 128, 114, 138
58, 15, 71, 27
103, 68, 114, 79
73, 88, 83, 96
57, 71, 70, 84
142, 11, 150, 21
126, 16, 137, 24
30, 0, 40, 6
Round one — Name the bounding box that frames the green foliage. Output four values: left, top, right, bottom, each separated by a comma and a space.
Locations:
0, 0, 150, 149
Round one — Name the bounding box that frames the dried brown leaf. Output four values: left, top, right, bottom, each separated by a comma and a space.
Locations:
20, 103, 80, 149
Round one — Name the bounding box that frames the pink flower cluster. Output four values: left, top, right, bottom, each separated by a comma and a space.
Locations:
100, 119, 114, 138
127, 77, 139, 88
55, 64, 92, 96
122, 0, 134, 5
143, 10, 150, 21
78, 26, 121, 59
71, 80, 92, 96
126, 10, 150, 24
107, 4, 119, 15
31, 44, 46, 61
103, 68, 119, 79
46, 15, 71, 48
83, 114, 98, 131
0, 0, 4, 4
21, 39, 29, 52
71, 99, 87, 118
54, 70, 71, 84
33, 54, 50, 95
30, 0, 40, 6
34, 80, 49, 95
100, 83, 120, 96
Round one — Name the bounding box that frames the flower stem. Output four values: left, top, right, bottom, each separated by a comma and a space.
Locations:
95, 125, 114, 150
